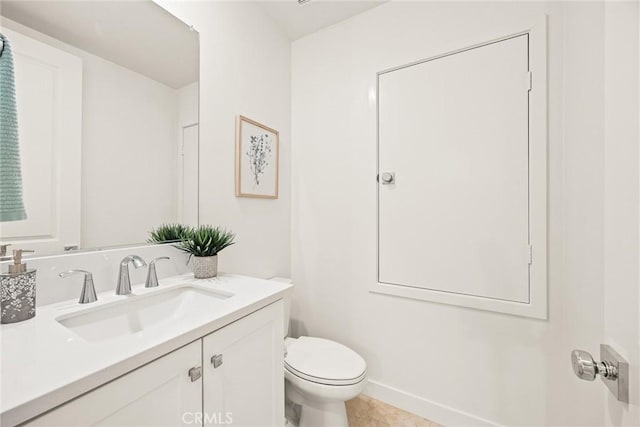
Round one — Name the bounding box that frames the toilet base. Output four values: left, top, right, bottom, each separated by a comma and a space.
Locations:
286, 381, 352, 427
297, 398, 348, 427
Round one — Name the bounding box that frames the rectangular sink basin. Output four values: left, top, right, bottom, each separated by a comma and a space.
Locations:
56, 287, 230, 342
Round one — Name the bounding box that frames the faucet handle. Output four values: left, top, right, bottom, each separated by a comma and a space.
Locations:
59, 270, 98, 304
145, 257, 171, 288
0, 244, 11, 257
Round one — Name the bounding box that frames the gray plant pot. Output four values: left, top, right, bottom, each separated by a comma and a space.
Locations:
192, 255, 218, 279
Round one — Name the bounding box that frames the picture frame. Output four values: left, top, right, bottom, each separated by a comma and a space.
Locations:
235, 115, 279, 199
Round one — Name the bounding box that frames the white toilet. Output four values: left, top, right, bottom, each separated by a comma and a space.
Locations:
271, 278, 367, 427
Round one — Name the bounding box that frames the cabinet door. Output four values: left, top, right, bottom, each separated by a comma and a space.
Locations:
25, 341, 202, 427
203, 301, 284, 427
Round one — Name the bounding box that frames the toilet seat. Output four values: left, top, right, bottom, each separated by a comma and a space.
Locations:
285, 336, 367, 386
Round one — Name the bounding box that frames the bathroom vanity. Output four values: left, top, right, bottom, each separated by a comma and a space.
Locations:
0, 274, 291, 426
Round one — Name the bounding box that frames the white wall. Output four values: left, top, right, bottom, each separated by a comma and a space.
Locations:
80, 54, 179, 248
177, 82, 199, 224
178, 82, 199, 128
1, 18, 181, 250
155, 1, 291, 279
292, 2, 608, 426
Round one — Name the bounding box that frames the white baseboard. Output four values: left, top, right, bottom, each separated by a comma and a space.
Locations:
364, 380, 504, 427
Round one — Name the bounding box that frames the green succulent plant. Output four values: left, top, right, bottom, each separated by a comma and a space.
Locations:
148, 223, 191, 243
176, 225, 235, 257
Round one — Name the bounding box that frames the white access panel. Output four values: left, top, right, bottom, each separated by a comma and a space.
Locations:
378, 35, 531, 303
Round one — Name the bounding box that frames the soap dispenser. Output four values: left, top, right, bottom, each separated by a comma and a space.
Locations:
1, 249, 36, 324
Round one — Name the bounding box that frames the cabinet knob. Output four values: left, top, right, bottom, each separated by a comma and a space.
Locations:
211, 354, 223, 368
188, 366, 202, 382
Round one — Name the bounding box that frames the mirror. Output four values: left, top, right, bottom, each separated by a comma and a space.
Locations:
0, 1, 199, 258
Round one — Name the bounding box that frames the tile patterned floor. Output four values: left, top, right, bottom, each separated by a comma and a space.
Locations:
346, 395, 443, 427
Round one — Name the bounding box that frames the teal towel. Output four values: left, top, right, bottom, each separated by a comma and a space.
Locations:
0, 32, 27, 222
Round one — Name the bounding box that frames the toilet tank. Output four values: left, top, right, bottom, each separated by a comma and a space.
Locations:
269, 277, 293, 337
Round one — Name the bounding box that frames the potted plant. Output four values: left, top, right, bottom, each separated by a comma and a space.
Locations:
148, 223, 191, 243
176, 225, 235, 279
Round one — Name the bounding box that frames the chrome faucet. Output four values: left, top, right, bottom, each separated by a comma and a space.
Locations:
116, 255, 146, 295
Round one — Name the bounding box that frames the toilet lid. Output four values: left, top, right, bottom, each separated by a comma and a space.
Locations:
285, 337, 367, 386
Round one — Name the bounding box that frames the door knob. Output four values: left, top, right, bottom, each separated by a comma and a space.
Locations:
571, 349, 616, 381
570, 345, 629, 403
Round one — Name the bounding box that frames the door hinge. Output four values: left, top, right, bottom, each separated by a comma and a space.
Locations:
527, 71, 532, 92
528, 245, 533, 265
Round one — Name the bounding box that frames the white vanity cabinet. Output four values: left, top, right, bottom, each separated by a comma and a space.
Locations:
22, 301, 284, 427
24, 341, 202, 427
203, 299, 284, 427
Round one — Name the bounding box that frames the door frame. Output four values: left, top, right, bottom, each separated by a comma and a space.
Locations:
0, 27, 82, 255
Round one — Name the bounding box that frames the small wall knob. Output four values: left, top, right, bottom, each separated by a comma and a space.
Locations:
380, 172, 395, 185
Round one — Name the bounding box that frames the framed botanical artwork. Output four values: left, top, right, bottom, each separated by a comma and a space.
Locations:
235, 115, 279, 199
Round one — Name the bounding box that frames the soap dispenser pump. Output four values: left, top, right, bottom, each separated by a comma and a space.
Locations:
1, 249, 36, 324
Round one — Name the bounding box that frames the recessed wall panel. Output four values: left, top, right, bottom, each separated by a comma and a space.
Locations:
378, 35, 530, 303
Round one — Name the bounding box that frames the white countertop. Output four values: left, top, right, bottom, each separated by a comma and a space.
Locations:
0, 273, 292, 426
